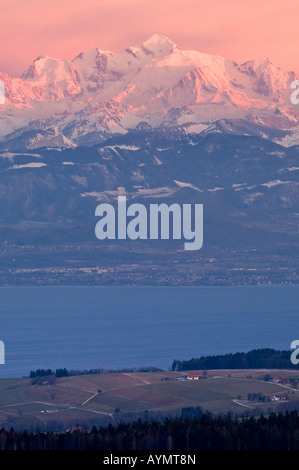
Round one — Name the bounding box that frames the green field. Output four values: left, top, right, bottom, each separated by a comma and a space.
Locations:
1, 369, 299, 431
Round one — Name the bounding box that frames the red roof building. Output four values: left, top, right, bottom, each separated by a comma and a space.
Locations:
187, 373, 199, 380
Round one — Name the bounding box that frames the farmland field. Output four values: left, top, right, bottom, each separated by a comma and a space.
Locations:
1, 369, 299, 431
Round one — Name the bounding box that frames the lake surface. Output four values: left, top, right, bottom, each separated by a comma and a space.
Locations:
0, 285, 298, 377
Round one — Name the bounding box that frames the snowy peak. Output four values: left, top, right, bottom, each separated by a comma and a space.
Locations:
18, 55, 81, 101
22, 55, 66, 80
0, 35, 298, 147
238, 58, 294, 97
141, 34, 178, 56
8, 36, 297, 105
247, 57, 272, 73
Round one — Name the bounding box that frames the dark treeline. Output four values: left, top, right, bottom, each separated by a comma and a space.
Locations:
29, 366, 162, 379
30, 368, 69, 379
2, 411, 299, 450
172, 348, 298, 371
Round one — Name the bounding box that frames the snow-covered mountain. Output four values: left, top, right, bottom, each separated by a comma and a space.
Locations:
0, 34, 298, 149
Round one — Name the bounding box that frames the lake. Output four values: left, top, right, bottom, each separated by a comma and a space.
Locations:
0, 285, 298, 377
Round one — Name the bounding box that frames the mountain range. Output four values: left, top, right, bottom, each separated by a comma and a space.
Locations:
0, 36, 298, 285
1, 34, 299, 150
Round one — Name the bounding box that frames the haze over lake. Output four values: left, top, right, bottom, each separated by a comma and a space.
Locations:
0, 285, 298, 378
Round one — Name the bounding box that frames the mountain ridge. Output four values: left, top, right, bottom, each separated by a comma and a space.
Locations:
0, 35, 298, 149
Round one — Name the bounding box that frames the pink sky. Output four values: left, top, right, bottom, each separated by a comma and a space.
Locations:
0, 0, 298, 76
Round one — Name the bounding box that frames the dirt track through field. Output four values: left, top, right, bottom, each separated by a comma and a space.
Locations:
123, 373, 151, 385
